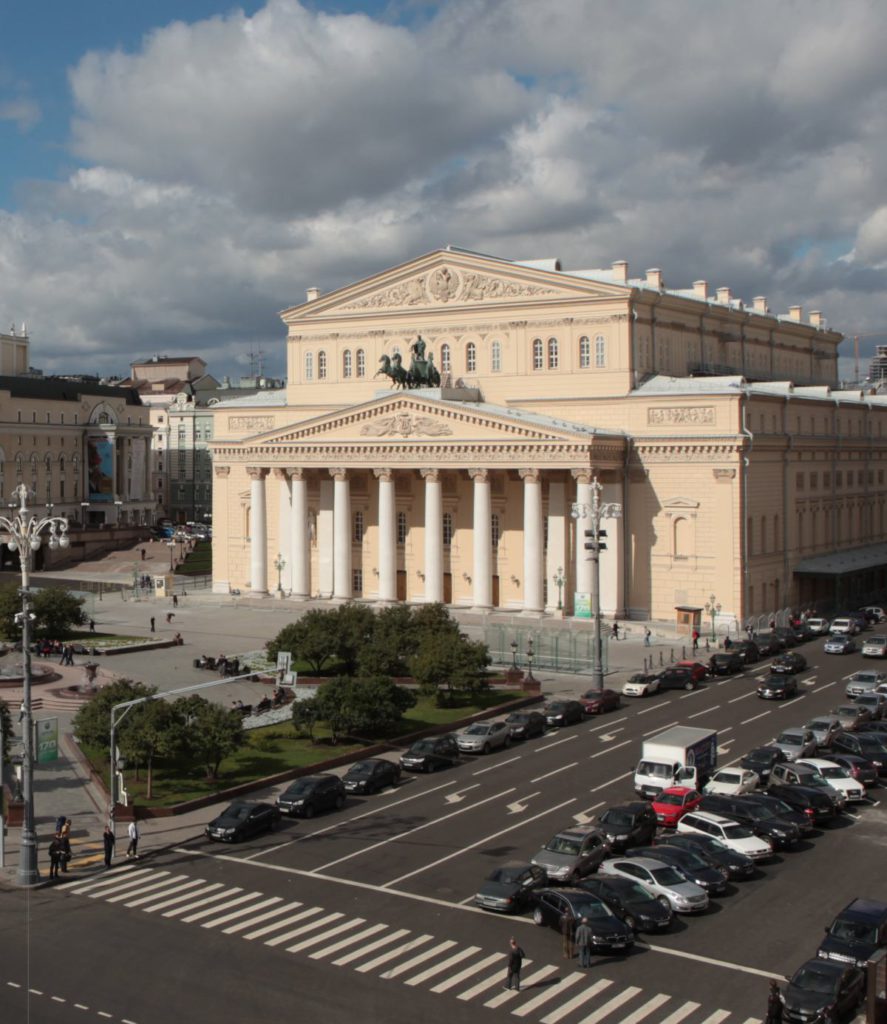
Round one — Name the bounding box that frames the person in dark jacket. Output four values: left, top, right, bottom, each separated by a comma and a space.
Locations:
102, 825, 115, 868
503, 938, 524, 992
574, 917, 594, 968
48, 835, 63, 879
560, 910, 574, 959
765, 979, 783, 1023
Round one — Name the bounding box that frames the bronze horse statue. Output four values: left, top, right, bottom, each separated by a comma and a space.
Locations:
377, 337, 442, 389
376, 353, 410, 389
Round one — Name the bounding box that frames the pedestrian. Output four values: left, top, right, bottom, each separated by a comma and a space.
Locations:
503, 937, 525, 992
575, 916, 593, 969
644, 627, 651, 647
166, 612, 174, 624
724, 635, 732, 650
692, 628, 699, 652
59, 824, 72, 873
102, 825, 115, 868
150, 616, 155, 633
172, 594, 178, 608
610, 622, 619, 641
126, 819, 140, 859
141, 548, 146, 561
54, 813, 66, 834
48, 835, 63, 879
765, 979, 783, 1023
89, 619, 95, 633
560, 909, 575, 959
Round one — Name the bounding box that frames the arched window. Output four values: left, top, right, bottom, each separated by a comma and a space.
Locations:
318, 350, 327, 379
442, 512, 453, 547
356, 349, 366, 377
44, 454, 52, 502
466, 342, 476, 373
673, 517, 690, 558
491, 514, 501, 548
343, 350, 352, 378
548, 337, 559, 369
305, 352, 314, 380
397, 510, 407, 544
15, 454, 23, 481
353, 510, 364, 543
532, 338, 543, 370
72, 455, 80, 498
490, 340, 501, 372
440, 344, 451, 372
595, 334, 606, 368
579, 336, 591, 368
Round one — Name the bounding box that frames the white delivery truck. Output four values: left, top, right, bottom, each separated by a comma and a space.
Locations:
634, 725, 718, 799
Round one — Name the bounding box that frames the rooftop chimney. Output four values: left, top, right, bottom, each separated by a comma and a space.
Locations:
789, 305, 803, 322
611, 260, 628, 284
306, 287, 321, 302
809, 310, 823, 327
645, 268, 663, 290
693, 280, 708, 300
752, 296, 768, 313
716, 287, 732, 305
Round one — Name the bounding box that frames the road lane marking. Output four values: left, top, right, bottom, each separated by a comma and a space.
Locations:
508, 971, 585, 1014
202, 895, 282, 929
572, 800, 605, 824
74, 1007, 89, 1012
507, 792, 541, 813
535, 734, 578, 752
617, 993, 672, 1024
577, 985, 642, 1023
89, 873, 174, 900
59, 866, 151, 893
474, 756, 521, 776
591, 770, 633, 792
445, 784, 481, 804
51, 996, 66, 1003
658, 1003, 701, 1024
688, 705, 719, 719
107, 874, 189, 904
286, 916, 365, 954
720, 726, 733, 734
679, 688, 706, 699
312, 786, 516, 872
531, 762, 578, 783
589, 739, 630, 759
311, 922, 388, 960
813, 681, 837, 693
598, 728, 625, 741
741, 711, 771, 725
777, 696, 805, 709
483, 965, 560, 1008
243, 906, 319, 941
143, 882, 225, 913
637, 701, 669, 715
588, 716, 628, 733
728, 692, 755, 703
128, 877, 207, 910
182, 891, 263, 924
223, 900, 303, 934
697, 1011, 731, 1024
643, 720, 678, 737
458, 961, 535, 1001
539, 978, 613, 1022
357, 933, 434, 973
641, 941, 786, 980
266, 911, 343, 947
163, 886, 243, 918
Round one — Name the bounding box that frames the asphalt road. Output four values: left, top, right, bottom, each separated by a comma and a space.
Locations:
5, 641, 883, 1024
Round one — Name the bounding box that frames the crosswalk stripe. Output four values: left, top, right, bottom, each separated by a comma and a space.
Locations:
143, 882, 224, 913
356, 933, 434, 974
333, 927, 409, 967
483, 966, 559, 1009
182, 892, 264, 924
106, 875, 185, 903
458, 961, 534, 1002
510, 970, 585, 1016
243, 907, 319, 941
404, 946, 481, 987
223, 901, 303, 936
311, 922, 388, 961
576, 984, 641, 1023
658, 1001, 701, 1024
286, 917, 366, 954
56, 866, 146, 892
265, 912, 343, 948
618, 993, 671, 1024
430, 952, 501, 994
85, 872, 167, 898
130, 878, 207, 910
163, 887, 243, 918
122, 877, 195, 907
739, 1018, 763, 1024
381, 940, 457, 980
202, 896, 282, 929
697, 1012, 731, 1024
539, 978, 614, 1022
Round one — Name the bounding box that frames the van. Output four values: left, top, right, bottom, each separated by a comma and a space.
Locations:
819, 899, 887, 967
830, 618, 857, 636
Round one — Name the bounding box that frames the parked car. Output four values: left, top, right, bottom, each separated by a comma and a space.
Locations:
457, 720, 512, 754
650, 786, 704, 828
830, 617, 861, 636
805, 617, 831, 635
832, 704, 872, 732
627, 844, 729, 894
773, 727, 818, 761
676, 810, 773, 860
675, 660, 709, 682
757, 674, 800, 700
399, 734, 459, 773
854, 692, 887, 720
730, 640, 760, 665
474, 862, 547, 913
824, 635, 858, 655
753, 632, 786, 656
504, 710, 547, 740
596, 802, 658, 852
698, 793, 802, 847
621, 672, 661, 697
578, 688, 621, 715
846, 670, 887, 699
342, 758, 401, 795
742, 793, 813, 837
655, 667, 700, 692
205, 801, 281, 842
276, 774, 346, 817
780, 958, 865, 1024
862, 635, 887, 658
771, 652, 808, 674
827, 753, 880, 787
578, 875, 674, 932
765, 782, 837, 823
775, 625, 807, 646
739, 745, 788, 784
598, 856, 709, 913
661, 833, 756, 880
818, 898, 887, 968
543, 699, 584, 727
795, 758, 866, 802
831, 732, 887, 774
530, 825, 611, 882
530, 888, 635, 952
769, 763, 847, 810
857, 720, 887, 736
860, 606, 887, 623
709, 651, 743, 676
805, 715, 845, 749
703, 768, 759, 796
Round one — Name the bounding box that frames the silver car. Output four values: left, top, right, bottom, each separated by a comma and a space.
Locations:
599, 856, 709, 913
805, 715, 844, 748
456, 720, 511, 754
531, 826, 611, 882
832, 704, 872, 732
862, 635, 887, 658
773, 728, 817, 761
846, 670, 887, 699
855, 692, 887, 720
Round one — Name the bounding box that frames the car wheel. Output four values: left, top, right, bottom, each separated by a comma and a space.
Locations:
624, 914, 637, 931
335, 794, 345, 810
533, 907, 545, 926
657, 895, 671, 909
504, 735, 511, 748
483, 744, 491, 755
302, 804, 315, 819
684, 681, 695, 691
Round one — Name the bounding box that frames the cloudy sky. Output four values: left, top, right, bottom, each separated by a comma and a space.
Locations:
2, 0, 886, 381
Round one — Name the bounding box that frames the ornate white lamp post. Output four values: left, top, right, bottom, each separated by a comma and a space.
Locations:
0, 484, 70, 885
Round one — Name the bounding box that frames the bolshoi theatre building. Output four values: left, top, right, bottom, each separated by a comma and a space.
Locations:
209, 247, 887, 633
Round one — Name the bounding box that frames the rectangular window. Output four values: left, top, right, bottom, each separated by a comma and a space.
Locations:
397, 511, 407, 544
809, 472, 818, 490
823, 471, 831, 488
796, 472, 804, 490
352, 568, 363, 596
353, 510, 364, 543
836, 471, 843, 487
594, 335, 606, 368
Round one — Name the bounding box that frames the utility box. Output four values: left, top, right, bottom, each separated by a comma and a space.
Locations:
675, 606, 702, 635
153, 574, 175, 598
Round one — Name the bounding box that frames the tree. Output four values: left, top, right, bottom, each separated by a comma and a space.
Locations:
291, 696, 321, 743
333, 603, 376, 674
0, 699, 11, 763
356, 604, 418, 677
313, 676, 353, 744
313, 676, 417, 742
410, 632, 490, 704
118, 700, 177, 799
178, 697, 245, 779
0, 583, 85, 641
72, 679, 158, 754
266, 609, 341, 673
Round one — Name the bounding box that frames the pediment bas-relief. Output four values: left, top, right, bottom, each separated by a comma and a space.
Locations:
662, 496, 701, 510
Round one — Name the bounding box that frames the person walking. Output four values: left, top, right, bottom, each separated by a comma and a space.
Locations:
59, 821, 72, 873
560, 909, 575, 959
765, 979, 783, 1023
102, 825, 116, 868
150, 616, 155, 633
126, 819, 140, 859
575, 916, 593, 969
172, 594, 178, 608
610, 622, 619, 641
89, 619, 96, 633
503, 938, 525, 992
692, 628, 699, 653
644, 627, 651, 647
48, 834, 63, 879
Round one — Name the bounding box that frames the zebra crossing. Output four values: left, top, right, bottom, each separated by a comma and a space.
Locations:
56, 867, 761, 1024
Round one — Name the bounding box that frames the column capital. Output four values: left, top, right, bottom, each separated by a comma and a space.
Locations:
329, 467, 348, 482
519, 468, 541, 483
272, 468, 289, 481
246, 466, 269, 481
420, 468, 440, 482
373, 468, 394, 482
468, 468, 489, 483
214, 465, 231, 479
288, 467, 306, 481
571, 468, 593, 485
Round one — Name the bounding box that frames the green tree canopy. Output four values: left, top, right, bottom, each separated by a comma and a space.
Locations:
72, 679, 158, 753
313, 675, 417, 743
177, 697, 245, 779
291, 695, 321, 742
410, 632, 490, 703
266, 609, 342, 673
356, 604, 419, 678
118, 700, 177, 799
332, 603, 376, 674
0, 583, 85, 641
0, 699, 11, 763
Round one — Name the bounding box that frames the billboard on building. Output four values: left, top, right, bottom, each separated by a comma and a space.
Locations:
87, 437, 114, 501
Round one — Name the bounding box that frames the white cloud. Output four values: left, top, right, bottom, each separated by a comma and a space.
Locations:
0, 96, 40, 132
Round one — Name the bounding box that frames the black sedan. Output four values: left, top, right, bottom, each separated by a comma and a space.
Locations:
771, 652, 808, 674
531, 888, 635, 952
628, 845, 728, 895
743, 793, 814, 836
709, 652, 742, 676
730, 640, 760, 665
740, 746, 788, 784
765, 783, 836, 823
698, 794, 802, 848
399, 734, 459, 773
578, 876, 673, 933
757, 673, 799, 700
655, 668, 699, 692
342, 758, 401, 794
659, 833, 755, 880
781, 958, 864, 1024
504, 710, 547, 740
204, 801, 281, 842
473, 863, 547, 914
543, 700, 584, 727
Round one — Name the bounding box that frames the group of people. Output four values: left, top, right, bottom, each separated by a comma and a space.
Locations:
558, 911, 598, 969
47, 817, 73, 879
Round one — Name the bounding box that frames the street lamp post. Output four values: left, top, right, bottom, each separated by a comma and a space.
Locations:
273, 553, 286, 596
0, 483, 70, 885
510, 639, 518, 671
704, 593, 721, 641
166, 539, 175, 571
572, 478, 623, 694
525, 638, 536, 685
553, 566, 565, 611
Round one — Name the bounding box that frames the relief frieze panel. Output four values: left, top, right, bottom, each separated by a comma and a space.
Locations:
647, 406, 716, 426
227, 415, 275, 432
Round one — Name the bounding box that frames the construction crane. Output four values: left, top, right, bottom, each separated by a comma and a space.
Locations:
849, 331, 887, 382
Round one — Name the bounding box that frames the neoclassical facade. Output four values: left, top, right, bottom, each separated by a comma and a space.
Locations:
210, 247, 887, 627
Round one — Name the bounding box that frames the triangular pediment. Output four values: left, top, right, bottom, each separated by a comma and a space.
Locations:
281, 249, 628, 322
663, 496, 701, 510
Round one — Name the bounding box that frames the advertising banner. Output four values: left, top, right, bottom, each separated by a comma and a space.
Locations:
574, 592, 592, 619
36, 717, 59, 764
87, 437, 114, 501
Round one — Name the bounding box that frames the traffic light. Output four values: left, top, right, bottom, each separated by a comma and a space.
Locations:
584, 527, 607, 552
597, 528, 607, 551
584, 529, 596, 552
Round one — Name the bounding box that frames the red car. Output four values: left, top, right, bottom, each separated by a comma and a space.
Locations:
676, 661, 709, 683
651, 786, 703, 828
578, 688, 622, 715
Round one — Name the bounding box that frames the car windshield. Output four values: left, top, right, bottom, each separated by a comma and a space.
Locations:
506, 713, 528, 724
722, 823, 754, 839
820, 765, 851, 779
808, 721, 831, 731
545, 836, 581, 856
792, 966, 839, 995
743, 805, 771, 821
650, 866, 684, 886
745, 749, 773, 765
858, 738, 887, 752
464, 724, 491, 736
224, 804, 252, 820
830, 920, 878, 944
622, 883, 655, 904
602, 811, 633, 826
638, 762, 673, 779
283, 780, 313, 796
410, 740, 436, 754
714, 773, 739, 784
777, 733, 804, 745
547, 703, 567, 713
572, 899, 613, 920
655, 793, 686, 806
628, 674, 650, 684
490, 866, 531, 884
348, 762, 373, 776
837, 707, 859, 717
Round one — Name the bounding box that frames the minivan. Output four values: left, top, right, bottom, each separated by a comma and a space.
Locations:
830, 617, 858, 636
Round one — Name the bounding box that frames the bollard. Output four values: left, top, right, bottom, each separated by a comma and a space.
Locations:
659, 650, 664, 666
705, 639, 711, 653
681, 645, 686, 660
670, 647, 675, 663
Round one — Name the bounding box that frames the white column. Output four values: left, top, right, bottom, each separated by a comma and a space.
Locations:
600, 479, 625, 617
247, 466, 268, 595
573, 470, 593, 603
521, 468, 544, 613
331, 468, 352, 601
211, 464, 231, 595
375, 469, 397, 602
289, 469, 310, 600
546, 477, 568, 612
422, 468, 443, 603
273, 469, 292, 595
469, 468, 492, 609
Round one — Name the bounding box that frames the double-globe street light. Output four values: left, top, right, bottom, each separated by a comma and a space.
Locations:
0, 483, 70, 886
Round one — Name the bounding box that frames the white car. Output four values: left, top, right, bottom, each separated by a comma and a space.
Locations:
621, 673, 661, 698
862, 636, 887, 658
795, 758, 867, 802
805, 617, 830, 635
676, 810, 773, 860
703, 768, 759, 796
861, 606, 887, 623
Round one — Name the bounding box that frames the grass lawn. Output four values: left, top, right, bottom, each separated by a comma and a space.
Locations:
175, 541, 212, 576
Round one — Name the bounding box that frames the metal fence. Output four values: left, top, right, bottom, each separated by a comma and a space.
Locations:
484, 625, 610, 676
